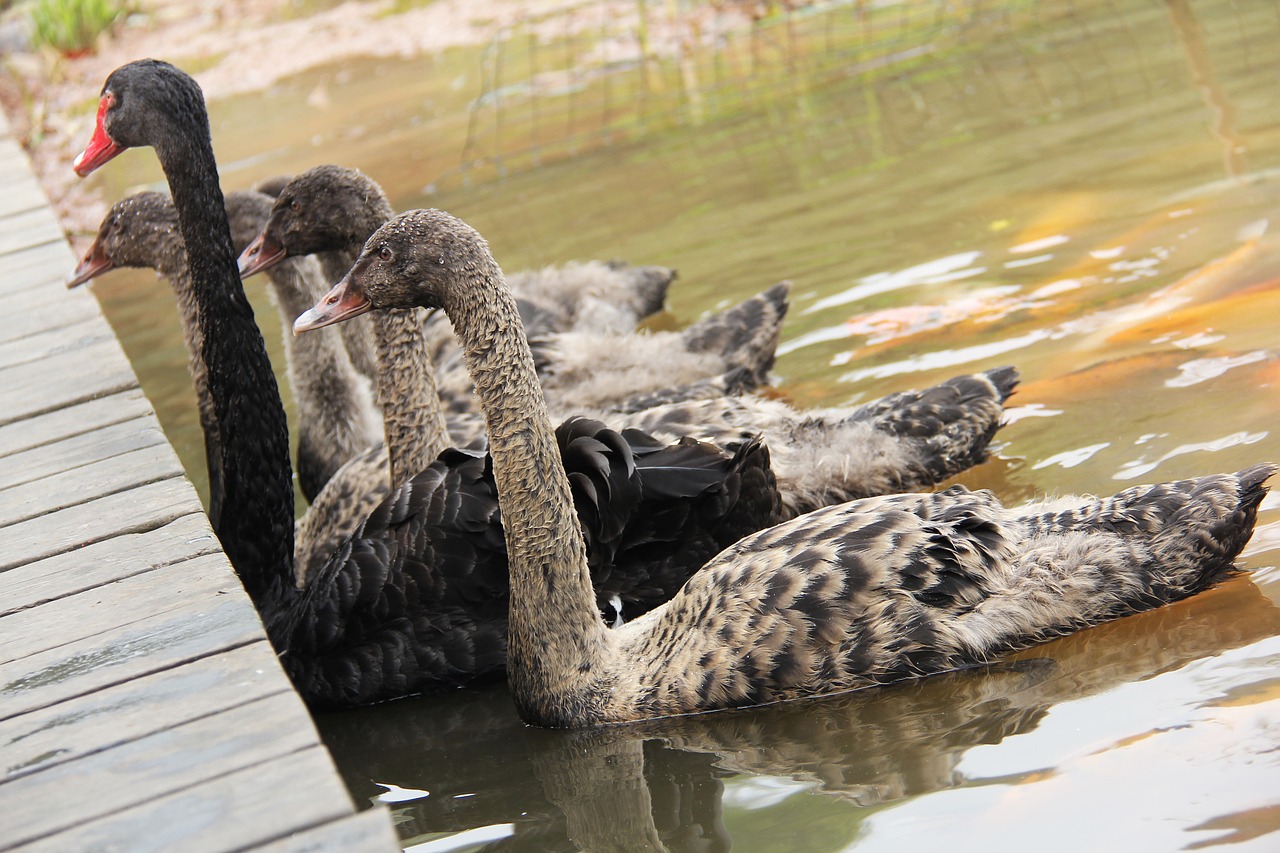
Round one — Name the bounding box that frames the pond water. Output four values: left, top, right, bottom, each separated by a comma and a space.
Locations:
76, 0, 1280, 849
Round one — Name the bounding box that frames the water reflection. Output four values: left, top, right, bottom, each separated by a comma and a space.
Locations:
317, 579, 1280, 850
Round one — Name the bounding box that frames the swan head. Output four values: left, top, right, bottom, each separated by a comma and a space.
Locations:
293, 208, 486, 333
67, 191, 179, 287
241, 165, 393, 279
74, 59, 205, 177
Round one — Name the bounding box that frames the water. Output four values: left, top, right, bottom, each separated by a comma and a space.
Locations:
77, 0, 1280, 849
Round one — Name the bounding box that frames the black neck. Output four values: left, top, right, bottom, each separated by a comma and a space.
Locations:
155, 116, 296, 615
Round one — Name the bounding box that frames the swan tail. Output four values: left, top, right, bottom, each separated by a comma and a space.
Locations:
1019, 464, 1275, 612
850, 367, 1018, 489
680, 281, 792, 385
603, 260, 676, 320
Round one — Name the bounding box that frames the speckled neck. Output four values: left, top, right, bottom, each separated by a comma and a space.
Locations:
371, 307, 451, 489
441, 242, 611, 725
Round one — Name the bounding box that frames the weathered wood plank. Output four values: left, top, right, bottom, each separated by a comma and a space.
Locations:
0, 206, 64, 257
0, 551, 233, 667
0, 693, 331, 849
0, 641, 289, 783
0, 288, 105, 345
251, 807, 401, 853
0, 335, 139, 427
0, 475, 209, 572
0, 237, 76, 294
0, 512, 216, 617
0, 388, 153, 459
0, 416, 166, 490
0, 444, 183, 528
0, 314, 114, 371
0, 572, 265, 721
10, 746, 367, 853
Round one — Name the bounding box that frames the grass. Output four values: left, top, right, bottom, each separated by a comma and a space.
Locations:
28, 0, 124, 57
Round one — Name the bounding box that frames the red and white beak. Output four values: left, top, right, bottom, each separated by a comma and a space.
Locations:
73, 94, 124, 177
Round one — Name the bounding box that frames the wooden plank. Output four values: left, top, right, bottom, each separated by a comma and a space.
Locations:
0, 286, 106, 343
0, 314, 114, 371
0, 476, 200, 571
0, 693, 331, 849
0, 416, 166, 490
0, 444, 183, 528
0, 335, 138, 427
0, 388, 154, 459
0, 206, 64, 257
9, 747, 369, 853
0, 512, 216, 617
251, 807, 401, 853
0, 551, 234, 667
0, 641, 289, 783
0, 287, 106, 345
0, 576, 264, 721
0, 237, 77, 294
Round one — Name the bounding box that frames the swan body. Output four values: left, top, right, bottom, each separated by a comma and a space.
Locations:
72, 60, 787, 706
296, 207, 1273, 727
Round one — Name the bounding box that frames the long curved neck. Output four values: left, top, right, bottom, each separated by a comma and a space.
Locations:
155, 256, 223, 523
152, 117, 295, 612
329, 216, 451, 489
268, 256, 380, 468
371, 308, 451, 489
318, 247, 379, 380
443, 250, 610, 725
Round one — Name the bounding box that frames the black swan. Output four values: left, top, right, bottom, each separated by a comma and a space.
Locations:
72, 59, 787, 706
241, 166, 1019, 516
295, 206, 1274, 726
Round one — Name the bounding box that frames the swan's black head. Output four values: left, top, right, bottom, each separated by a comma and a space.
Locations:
67, 191, 180, 287
74, 59, 208, 177
239, 165, 393, 277
294, 208, 490, 333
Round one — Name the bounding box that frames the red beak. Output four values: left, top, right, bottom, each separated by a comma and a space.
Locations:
73, 95, 124, 177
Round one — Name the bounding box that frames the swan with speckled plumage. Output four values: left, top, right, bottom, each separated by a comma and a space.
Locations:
295, 206, 1275, 726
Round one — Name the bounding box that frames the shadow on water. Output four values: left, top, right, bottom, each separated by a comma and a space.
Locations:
74, 0, 1280, 848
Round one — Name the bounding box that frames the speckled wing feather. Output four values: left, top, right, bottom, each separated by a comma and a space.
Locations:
616, 465, 1272, 719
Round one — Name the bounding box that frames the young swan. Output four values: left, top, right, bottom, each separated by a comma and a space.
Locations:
296, 208, 1274, 727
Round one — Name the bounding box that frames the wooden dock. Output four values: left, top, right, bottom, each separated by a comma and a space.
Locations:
0, 110, 399, 850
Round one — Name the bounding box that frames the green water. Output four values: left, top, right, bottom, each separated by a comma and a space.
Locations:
78, 0, 1280, 849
